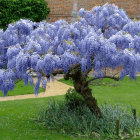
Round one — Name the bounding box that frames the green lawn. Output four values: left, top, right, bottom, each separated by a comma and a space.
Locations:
0, 77, 140, 140
59, 77, 140, 115
0, 96, 94, 140
0, 80, 44, 97
0, 95, 139, 140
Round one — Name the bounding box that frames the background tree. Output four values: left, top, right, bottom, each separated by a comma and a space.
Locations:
0, 0, 50, 31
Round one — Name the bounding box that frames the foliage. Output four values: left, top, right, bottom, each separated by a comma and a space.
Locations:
37, 98, 140, 139
0, 0, 50, 31
65, 88, 85, 110
0, 3, 140, 97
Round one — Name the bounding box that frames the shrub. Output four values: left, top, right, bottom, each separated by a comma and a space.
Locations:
0, 0, 50, 31
36, 99, 140, 139
65, 88, 85, 110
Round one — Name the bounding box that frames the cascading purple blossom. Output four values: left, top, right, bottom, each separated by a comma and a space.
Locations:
0, 70, 15, 96
34, 74, 41, 95
42, 79, 47, 90
0, 3, 140, 96
79, 3, 131, 38
123, 21, 140, 37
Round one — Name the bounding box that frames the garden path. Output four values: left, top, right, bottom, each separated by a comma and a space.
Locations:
0, 75, 73, 102
1, 71, 140, 102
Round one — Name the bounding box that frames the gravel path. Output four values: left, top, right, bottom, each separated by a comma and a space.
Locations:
0, 76, 73, 102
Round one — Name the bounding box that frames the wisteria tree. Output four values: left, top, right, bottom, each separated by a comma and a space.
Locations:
0, 3, 140, 117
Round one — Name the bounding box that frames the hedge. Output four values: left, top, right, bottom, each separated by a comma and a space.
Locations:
0, 0, 50, 31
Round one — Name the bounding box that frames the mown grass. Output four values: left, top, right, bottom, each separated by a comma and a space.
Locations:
59, 77, 140, 115
0, 95, 139, 140
0, 96, 93, 140
0, 77, 140, 140
0, 80, 44, 97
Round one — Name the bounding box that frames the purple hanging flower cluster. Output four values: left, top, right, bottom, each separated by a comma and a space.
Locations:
0, 3, 140, 96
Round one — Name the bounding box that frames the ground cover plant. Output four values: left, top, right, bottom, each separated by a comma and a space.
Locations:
0, 79, 44, 97
37, 89, 140, 139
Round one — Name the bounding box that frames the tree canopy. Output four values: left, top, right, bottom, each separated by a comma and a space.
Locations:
0, 3, 140, 98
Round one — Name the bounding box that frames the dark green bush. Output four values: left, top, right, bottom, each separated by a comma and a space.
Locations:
65, 88, 85, 110
0, 0, 50, 31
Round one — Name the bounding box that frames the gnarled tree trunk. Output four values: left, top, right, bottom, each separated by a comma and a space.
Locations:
64, 64, 102, 117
